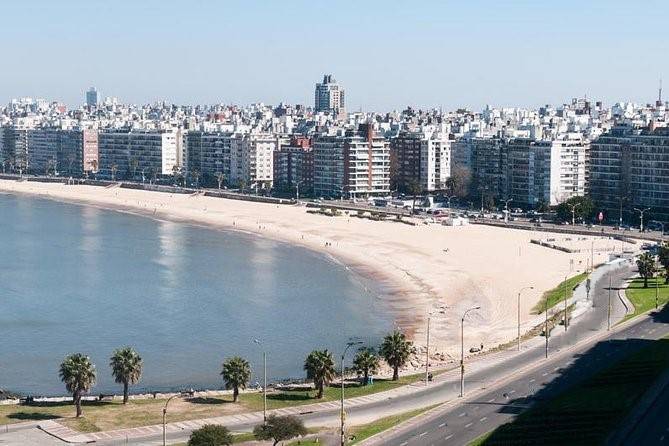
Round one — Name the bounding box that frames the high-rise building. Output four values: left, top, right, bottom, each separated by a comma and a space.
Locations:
314, 74, 345, 119
273, 136, 313, 195
313, 125, 390, 198
229, 133, 277, 189
183, 131, 232, 185
590, 125, 669, 223
506, 135, 588, 207
86, 87, 98, 108
98, 128, 179, 179
390, 129, 451, 192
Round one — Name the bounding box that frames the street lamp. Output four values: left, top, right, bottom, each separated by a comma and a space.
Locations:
460, 306, 481, 398
569, 203, 581, 226
517, 286, 534, 351
341, 341, 363, 446
253, 339, 267, 423
296, 180, 304, 202
634, 207, 651, 232
162, 394, 181, 446
504, 198, 513, 224
425, 305, 448, 385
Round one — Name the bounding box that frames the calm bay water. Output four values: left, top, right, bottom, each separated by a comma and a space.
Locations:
0, 193, 393, 395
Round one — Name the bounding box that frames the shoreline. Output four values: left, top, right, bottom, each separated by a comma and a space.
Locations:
0, 179, 636, 365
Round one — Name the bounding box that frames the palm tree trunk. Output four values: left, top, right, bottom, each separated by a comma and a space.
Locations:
233, 386, 239, 402
363, 371, 369, 386
75, 391, 82, 417
393, 366, 399, 381
317, 381, 324, 399
644, 277, 648, 288
123, 381, 129, 404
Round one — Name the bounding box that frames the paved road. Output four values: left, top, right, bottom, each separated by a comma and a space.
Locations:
0, 261, 640, 446
366, 265, 669, 446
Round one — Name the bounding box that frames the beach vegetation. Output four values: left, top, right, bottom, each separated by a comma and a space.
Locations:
59, 353, 96, 417
304, 350, 336, 398
380, 331, 415, 381
221, 357, 251, 403
110, 347, 143, 404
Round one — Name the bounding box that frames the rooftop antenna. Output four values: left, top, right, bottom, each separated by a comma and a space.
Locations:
659, 77, 663, 103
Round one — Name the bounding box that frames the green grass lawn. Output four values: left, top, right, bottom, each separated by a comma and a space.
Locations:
624, 277, 669, 321
532, 272, 588, 314
348, 405, 439, 445
472, 335, 669, 445
0, 373, 426, 433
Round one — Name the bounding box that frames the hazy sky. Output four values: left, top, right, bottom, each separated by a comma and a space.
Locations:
2, 0, 667, 111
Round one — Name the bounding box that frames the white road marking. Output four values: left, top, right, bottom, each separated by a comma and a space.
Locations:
508, 389, 516, 394
529, 378, 536, 383
541, 372, 548, 376
458, 412, 466, 417
400, 442, 408, 446
487, 398, 495, 403
445, 434, 454, 440
480, 417, 488, 422
438, 422, 446, 428
419, 431, 427, 437
465, 422, 473, 428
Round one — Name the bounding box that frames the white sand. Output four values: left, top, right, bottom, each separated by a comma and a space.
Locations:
0, 180, 639, 359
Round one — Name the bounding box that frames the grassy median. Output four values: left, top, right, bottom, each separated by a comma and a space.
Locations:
0, 374, 425, 433
532, 272, 588, 314
623, 277, 669, 321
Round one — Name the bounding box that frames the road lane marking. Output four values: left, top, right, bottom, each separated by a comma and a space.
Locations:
400, 442, 408, 446
438, 422, 446, 428
480, 417, 488, 422
465, 422, 473, 428
419, 431, 427, 437
445, 434, 454, 440
541, 372, 548, 376
508, 389, 516, 394
458, 412, 466, 417
487, 398, 495, 403
529, 379, 536, 383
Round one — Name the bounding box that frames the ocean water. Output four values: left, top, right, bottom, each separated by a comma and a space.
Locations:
0, 193, 393, 396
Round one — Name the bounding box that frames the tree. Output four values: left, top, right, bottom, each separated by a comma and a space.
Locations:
172, 165, 184, 186
111, 163, 118, 181
110, 347, 143, 404
192, 169, 201, 189
659, 242, 669, 284
215, 172, 225, 190
406, 179, 422, 213
221, 356, 251, 402
380, 330, 415, 381
59, 353, 96, 417
352, 348, 380, 385
253, 415, 307, 446
445, 165, 472, 198
130, 158, 139, 179
637, 252, 656, 288
188, 424, 233, 446
304, 349, 336, 399
555, 196, 595, 224
90, 159, 99, 173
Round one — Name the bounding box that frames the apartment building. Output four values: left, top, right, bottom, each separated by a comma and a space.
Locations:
273, 137, 313, 195
590, 125, 669, 222
390, 129, 451, 192
183, 131, 232, 184
229, 133, 277, 188
99, 128, 179, 179
313, 125, 390, 198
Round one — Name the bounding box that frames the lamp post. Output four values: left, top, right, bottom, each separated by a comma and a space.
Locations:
341, 341, 363, 446
504, 198, 513, 224
162, 394, 180, 446
569, 203, 581, 226
608, 275, 612, 331
425, 305, 447, 385
544, 298, 549, 359
460, 306, 481, 398
253, 339, 267, 423
563, 275, 569, 331
517, 286, 534, 351
634, 207, 651, 232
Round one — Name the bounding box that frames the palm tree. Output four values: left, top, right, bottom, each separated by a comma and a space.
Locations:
659, 242, 669, 284
192, 169, 201, 189
406, 179, 422, 214
637, 252, 656, 288
380, 330, 415, 381
304, 350, 336, 398
110, 347, 143, 404
59, 353, 96, 417
221, 356, 251, 402
111, 163, 118, 181
352, 348, 380, 385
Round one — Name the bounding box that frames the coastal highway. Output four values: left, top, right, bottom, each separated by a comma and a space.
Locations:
364, 267, 669, 446
0, 261, 648, 446
92, 261, 639, 445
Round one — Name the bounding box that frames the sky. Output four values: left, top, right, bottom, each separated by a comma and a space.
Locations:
2, 0, 667, 111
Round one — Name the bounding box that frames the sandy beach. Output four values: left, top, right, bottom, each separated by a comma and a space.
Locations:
0, 179, 638, 361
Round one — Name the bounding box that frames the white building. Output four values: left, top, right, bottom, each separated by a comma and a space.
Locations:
229, 133, 277, 188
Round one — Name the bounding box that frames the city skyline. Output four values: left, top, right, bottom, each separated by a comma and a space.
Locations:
2, 0, 667, 110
